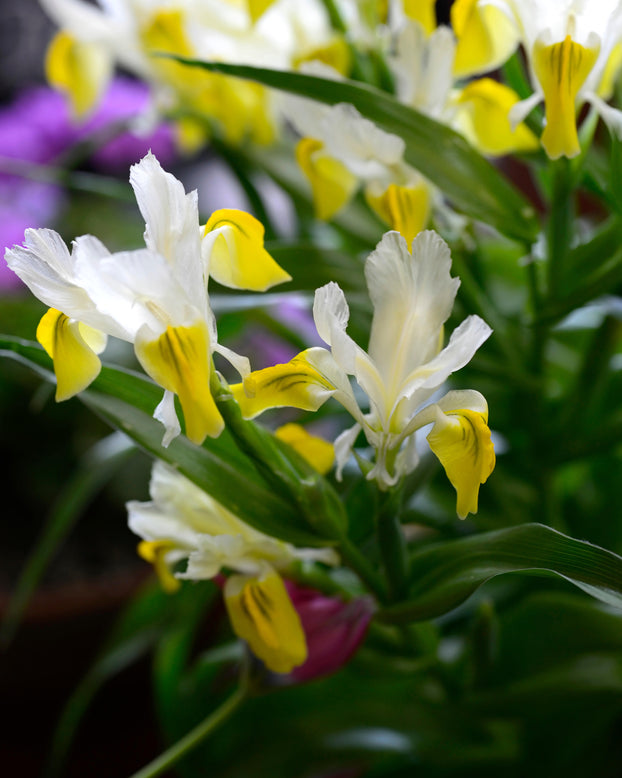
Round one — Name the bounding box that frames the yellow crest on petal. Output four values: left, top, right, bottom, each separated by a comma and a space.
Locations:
534, 34, 599, 159
296, 138, 359, 221
135, 322, 223, 444
36, 308, 104, 401
45, 31, 111, 118
427, 408, 495, 519
275, 423, 335, 475
230, 351, 335, 419
224, 571, 307, 674
365, 181, 430, 245
137, 539, 181, 593
455, 78, 540, 156
204, 209, 291, 292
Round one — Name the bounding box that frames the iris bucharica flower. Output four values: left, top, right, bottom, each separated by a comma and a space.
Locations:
128, 459, 339, 674
480, 0, 622, 158
232, 230, 496, 518
4, 152, 290, 445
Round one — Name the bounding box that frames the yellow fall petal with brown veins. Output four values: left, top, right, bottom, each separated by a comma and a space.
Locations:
230, 351, 335, 419
135, 322, 223, 444
365, 182, 430, 245
275, 423, 335, 475
534, 35, 599, 159
296, 138, 359, 221
427, 408, 495, 519
204, 209, 291, 291
36, 308, 104, 401
224, 571, 307, 674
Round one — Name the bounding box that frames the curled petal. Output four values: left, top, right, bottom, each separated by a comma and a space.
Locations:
203, 209, 291, 292
454, 78, 539, 156
224, 570, 307, 674
45, 30, 112, 117
230, 349, 335, 419
37, 308, 105, 400
137, 539, 182, 594
426, 401, 495, 518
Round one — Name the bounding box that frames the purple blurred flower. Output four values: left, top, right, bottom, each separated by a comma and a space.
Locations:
286, 582, 374, 682
0, 77, 176, 290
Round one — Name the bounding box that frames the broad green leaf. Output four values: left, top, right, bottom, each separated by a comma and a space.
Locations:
165, 58, 539, 244
379, 523, 622, 623
0, 336, 330, 547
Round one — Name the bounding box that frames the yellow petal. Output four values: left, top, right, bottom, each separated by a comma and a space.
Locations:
597, 42, 622, 100
135, 322, 223, 444
365, 181, 430, 245
230, 351, 334, 419
246, 0, 277, 23
224, 571, 307, 674
294, 37, 352, 76
204, 209, 291, 292
45, 31, 111, 118
427, 408, 495, 519
455, 78, 540, 156
137, 540, 181, 593
402, 0, 437, 35
36, 308, 103, 401
533, 35, 599, 159
275, 423, 335, 475
451, 0, 518, 78
296, 138, 359, 221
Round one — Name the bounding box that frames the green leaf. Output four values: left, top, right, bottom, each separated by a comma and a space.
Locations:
378, 524, 622, 623
0, 432, 135, 648
44, 580, 174, 777
164, 57, 539, 244
0, 336, 328, 547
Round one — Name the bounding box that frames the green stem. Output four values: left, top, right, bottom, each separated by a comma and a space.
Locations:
546, 158, 574, 296
376, 489, 409, 602
127, 685, 247, 778
338, 535, 388, 603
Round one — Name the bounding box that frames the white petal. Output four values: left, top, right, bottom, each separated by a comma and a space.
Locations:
366, 230, 460, 391
129, 153, 205, 310
333, 422, 361, 481
153, 390, 181, 447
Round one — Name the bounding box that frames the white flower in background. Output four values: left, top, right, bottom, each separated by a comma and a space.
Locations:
40, 0, 344, 146
5, 152, 290, 445
480, 0, 622, 158
231, 230, 496, 518
128, 460, 339, 673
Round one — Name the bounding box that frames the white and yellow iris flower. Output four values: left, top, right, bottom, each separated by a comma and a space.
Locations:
5, 152, 290, 446
40, 0, 344, 146
285, 92, 432, 244
388, 12, 538, 157
231, 230, 495, 517
128, 460, 339, 673
480, 0, 622, 158
393, 0, 518, 78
